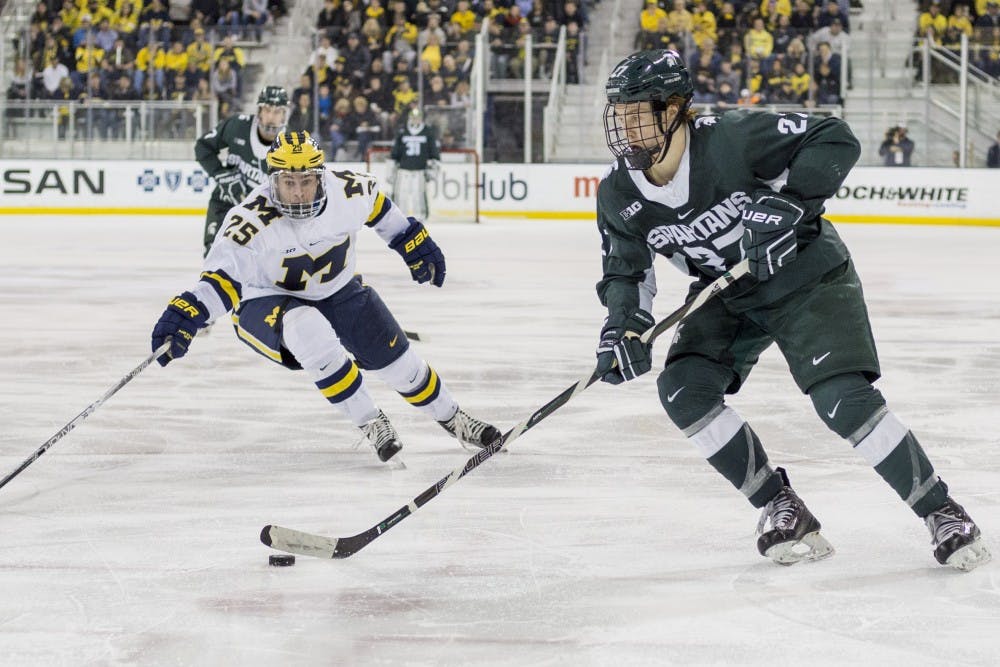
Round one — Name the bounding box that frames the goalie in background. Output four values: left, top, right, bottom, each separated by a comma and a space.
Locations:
194, 85, 289, 257
386, 107, 441, 220
152, 131, 499, 463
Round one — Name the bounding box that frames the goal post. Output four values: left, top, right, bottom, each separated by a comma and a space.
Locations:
366, 146, 481, 223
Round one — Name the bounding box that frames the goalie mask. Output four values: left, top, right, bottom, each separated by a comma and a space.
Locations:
407, 107, 425, 133
256, 85, 290, 141
266, 131, 327, 220
603, 50, 693, 170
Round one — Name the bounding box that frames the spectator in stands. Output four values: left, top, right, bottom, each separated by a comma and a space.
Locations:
692, 65, 717, 103
987, 130, 1000, 167
949, 4, 974, 37
789, 0, 816, 36
387, 12, 419, 67
790, 61, 810, 98
288, 90, 314, 132
764, 58, 789, 96
420, 11, 448, 46
364, 73, 392, 113
715, 1, 740, 47
216, 0, 243, 38
450, 78, 472, 107
327, 96, 353, 158
138, 0, 173, 46
771, 14, 796, 53
976, 2, 1000, 38
213, 34, 246, 90
715, 58, 741, 92
879, 125, 914, 166
342, 33, 372, 81
317, 0, 339, 38
6, 58, 29, 116
640, 0, 669, 46
78, 70, 110, 139
817, 0, 849, 31
134, 40, 165, 92
560, 0, 587, 28
565, 20, 582, 83
187, 27, 213, 72
72, 13, 96, 49
425, 73, 450, 105
815, 41, 842, 78
351, 95, 381, 158
715, 79, 739, 108
93, 17, 118, 52
40, 55, 70, 97
313, 33, 339, 68
210, 58, 239, 107
74, 39, 105, 88
918, 1, 948, 44
243, 0, 271, 41
691, 1, 718, 48
785, 36, 807, 67
976, 27, 1000, 76
114, 2, 140, 38
812, 59, 841, 103
666, 0, 692, 38
53, 75, 78, 138
108, 72, 140, 138
810, 17, 849, 54
189, 0, 218, 25
744, 17, 774, 61
165, 40, 189, 79
760, 0, 792, 29
338, 0, 363, 36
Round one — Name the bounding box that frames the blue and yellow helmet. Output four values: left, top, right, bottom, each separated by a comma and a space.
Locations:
266, 131, 327, 220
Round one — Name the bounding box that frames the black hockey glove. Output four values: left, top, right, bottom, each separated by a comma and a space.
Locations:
740, 190, 805, 281
389, 217, 446, 287
595, 309, 655, 385
151, 292, 210, 366
214, 169, 248, 206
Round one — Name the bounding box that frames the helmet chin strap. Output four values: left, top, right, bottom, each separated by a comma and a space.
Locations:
651, 101, 689, 168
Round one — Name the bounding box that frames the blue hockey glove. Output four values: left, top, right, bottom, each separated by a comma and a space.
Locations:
389, 217, 446, 287
595, 309, 655, 384
151, 292, 210, 366
740, 190, 805, 281
214, 169, 248, 206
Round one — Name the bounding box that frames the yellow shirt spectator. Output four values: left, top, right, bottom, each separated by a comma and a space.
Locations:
744, 20, 774, 59
790, 71, 810, 96
421, 41, 443, 72
691, 5, 717, 47
187, 36, 213, 72
947, 10, 973, 37
759, 0, 791, 24
640, 2, 669, 32
393, 86, 418, 113
135, 44, 165, 72
164, 44, 188, 73
450, 8, 477, 33
917, 9, 947, 43
666, 0, 693, 35
74, 44, 105, 72
213, 43, 246, 68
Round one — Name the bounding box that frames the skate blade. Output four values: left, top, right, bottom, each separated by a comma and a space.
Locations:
765, 531, 836, 566
946, 539, 992, 572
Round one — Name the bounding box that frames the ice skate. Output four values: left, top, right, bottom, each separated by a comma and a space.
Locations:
925, 497, 991, 572
359, 410, 403, 462
756, 468, 835, 566
439, 408, 501, 450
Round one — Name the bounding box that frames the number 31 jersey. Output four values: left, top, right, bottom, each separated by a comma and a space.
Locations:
189, 167, 411, 321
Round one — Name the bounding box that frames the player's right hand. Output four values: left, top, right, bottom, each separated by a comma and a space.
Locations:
594, 310, 655, 384
214, 169, 248, 206
151, 292, 209, 366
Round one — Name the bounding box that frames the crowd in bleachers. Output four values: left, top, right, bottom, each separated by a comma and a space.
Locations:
288, 0, 588, 159
916, 0, 1000, 78
5, 0, 288, 137
636, 0, 857, 109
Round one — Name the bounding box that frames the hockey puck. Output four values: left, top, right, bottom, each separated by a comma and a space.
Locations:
268, 554, 296, 567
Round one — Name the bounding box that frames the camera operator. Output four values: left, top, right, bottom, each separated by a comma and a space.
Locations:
879, 125, 915, 167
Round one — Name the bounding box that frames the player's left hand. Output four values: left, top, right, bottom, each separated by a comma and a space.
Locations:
594, 310, 655, 384
151, 292, 210, 366
740, 190, 805, 281
389, 217, 446, 287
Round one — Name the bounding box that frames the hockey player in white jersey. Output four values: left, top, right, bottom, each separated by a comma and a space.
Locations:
151, 131, 500, 462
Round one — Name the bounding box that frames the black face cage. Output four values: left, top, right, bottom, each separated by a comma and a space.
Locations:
602, 99, 691, 171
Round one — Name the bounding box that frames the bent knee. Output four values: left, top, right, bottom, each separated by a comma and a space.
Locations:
808, 372, 887, 439
657, 356, 734, 430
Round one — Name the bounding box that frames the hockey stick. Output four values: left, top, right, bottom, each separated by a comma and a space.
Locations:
261, 260, 750, 558
0, 341, 171, 492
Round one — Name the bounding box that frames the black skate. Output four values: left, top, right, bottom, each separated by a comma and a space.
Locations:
439, 408, 501, 450
359, 410, 403, 462
756, 468, 835, 566
925, 497, 991, 572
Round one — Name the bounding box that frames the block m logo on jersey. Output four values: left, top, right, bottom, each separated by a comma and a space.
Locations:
275, 239, 350, 291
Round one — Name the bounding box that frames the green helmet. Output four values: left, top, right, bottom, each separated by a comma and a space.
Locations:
257, 85, 289, 107
603, 50, 693, 170
605, 50, 693, 105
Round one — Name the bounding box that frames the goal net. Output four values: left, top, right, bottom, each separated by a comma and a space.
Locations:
366, 146, 480, 223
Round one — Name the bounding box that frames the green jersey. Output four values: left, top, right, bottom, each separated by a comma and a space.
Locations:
390, 125, 441, 170
195, 113, 271, 202
596, 110, 861, 325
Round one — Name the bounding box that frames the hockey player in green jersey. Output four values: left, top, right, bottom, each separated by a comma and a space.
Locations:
387, 108, 441, 220
194, 86, 289, 256
594, 49, 990, 571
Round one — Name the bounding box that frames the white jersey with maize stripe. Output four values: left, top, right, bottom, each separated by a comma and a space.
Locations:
190, 167, 410, 320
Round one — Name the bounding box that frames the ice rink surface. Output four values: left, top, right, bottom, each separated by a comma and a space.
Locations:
1, 215, 998, 666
